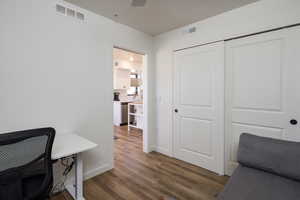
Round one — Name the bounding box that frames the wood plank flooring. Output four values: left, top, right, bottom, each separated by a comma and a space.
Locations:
51, 126, 228, 200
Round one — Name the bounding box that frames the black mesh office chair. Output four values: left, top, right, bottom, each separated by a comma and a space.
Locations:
0, 127, 55, 200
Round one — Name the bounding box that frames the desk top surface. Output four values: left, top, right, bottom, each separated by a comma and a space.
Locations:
52, 133, 97, 160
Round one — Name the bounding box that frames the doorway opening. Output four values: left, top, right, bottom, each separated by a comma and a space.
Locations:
113, 47, 146, 154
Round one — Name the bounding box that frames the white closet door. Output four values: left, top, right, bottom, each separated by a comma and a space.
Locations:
173, 42, 225, 175
225, 26, 300, 175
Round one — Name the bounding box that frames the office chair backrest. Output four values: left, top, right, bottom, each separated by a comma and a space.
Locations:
0, 127, 55, 200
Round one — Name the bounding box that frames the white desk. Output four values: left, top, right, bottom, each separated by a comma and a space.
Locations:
52, 133, 97, 200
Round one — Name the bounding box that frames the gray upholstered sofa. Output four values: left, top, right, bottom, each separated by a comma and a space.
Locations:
218, 133, 300, 200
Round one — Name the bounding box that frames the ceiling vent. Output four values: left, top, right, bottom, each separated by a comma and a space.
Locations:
56, 4, 66, 14
56, 4, 85, 21
76, 12, 85, 20
131, 0, 147, 7
188, 27, 197, 33
182, 26, 197, 35
67, 8, 75, 17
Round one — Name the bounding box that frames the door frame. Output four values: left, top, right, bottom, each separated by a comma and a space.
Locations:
112, 45, 150, 153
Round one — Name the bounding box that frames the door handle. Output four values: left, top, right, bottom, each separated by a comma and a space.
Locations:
174, 109, 178, 113
290, 119, 298, 125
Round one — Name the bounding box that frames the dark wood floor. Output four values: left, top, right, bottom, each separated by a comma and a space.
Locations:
52, 126, 228, 200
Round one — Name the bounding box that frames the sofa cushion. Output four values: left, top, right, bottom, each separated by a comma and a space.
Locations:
218, 166, 300, 200
238, 133, 300, 181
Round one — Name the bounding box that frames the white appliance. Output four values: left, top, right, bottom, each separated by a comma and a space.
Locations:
113, 102, 129, 126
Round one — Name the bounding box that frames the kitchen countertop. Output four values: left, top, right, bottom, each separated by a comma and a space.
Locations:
113, 100, 143, 104
114, 100, 134, 103
129, 101, 143, 105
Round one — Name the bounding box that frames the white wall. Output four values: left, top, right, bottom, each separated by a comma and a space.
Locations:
154, 0, 300, 156
0, 0, 155, 180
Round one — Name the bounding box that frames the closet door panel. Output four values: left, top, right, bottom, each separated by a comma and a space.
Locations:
225, 27, 300, 175
231, 39, 282, 111
232, 110, 285, 128
173, 41, 225, 175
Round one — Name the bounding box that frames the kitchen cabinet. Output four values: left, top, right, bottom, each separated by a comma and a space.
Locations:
128, 102, 143, 130
114, 69, 130, 90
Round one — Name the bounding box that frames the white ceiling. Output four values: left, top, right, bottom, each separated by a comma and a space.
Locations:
66, 0, 259, 36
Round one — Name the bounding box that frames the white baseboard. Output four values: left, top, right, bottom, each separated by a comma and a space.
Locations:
64, 162, 113, 186
155, 146, 173, 157
84, 162, 113, 180
149, 145, 156, 152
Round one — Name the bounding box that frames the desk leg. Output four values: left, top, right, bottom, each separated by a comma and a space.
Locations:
66, 153, 85, 200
